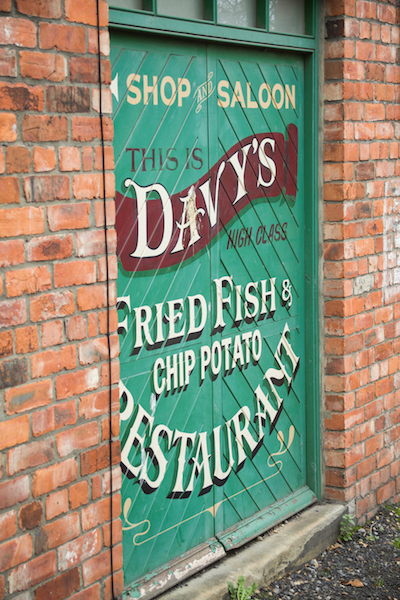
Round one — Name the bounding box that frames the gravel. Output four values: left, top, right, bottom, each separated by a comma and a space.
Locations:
251, 502, 400, 600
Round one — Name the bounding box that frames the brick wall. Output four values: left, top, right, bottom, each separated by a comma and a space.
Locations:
0, 1, 123, 599
324, 0, 400, 521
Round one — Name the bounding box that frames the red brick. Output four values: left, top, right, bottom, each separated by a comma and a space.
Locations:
45, 489, 69, 520
104, 569, 124, 600
22, 115, 68, 142
58, 530, 101, 572
59, 146, 81, 171
32, 458, 78, 497
47, 85, 91, 113
56, 367, 99, 400
48, 203, 91, 231
56, 422, 99, 458
41, 320, 64, 347
0, 476, 30, 510
31, 345, 76, 378
5, 379, 53, 415
69, 481, 89, 510
79, 335, 118, 365
30, 291, 75, 322
65, 0, 108, 26
8, 551, 56, 594
0, 176, 20, 204
77, 283, 116, 311
0, 48, 16, 77
88, 28, 109, 56
0, 510, 17, 543
20, 51, 66, 81
0, 17, 36, 48
35, 513, 80, 554
39, 22, 86, 53
0, 113, 17, 141
81, 496, 120, 532
70, 57, 111, 85
54, 260, 96, 288
7, 439, 54, 476
82, 545, 122, 587
0, 206, 44, 237
76, 229, 116, 257
24, 175, 70, 203
27, 234, 73, 262
0, 534, 33, 572
0, 415, 29, 451
377, 481, 396, 505
80, 441, 120, 476
35, 568, 80, 600
32, 147, 57, 172
72, 116, 113, 142
16, 0, 62, 17
0, 330, 13, 357
32, 400, 77, 437
6, 266, 51, 297
66, 315, 86, 341
0, 81, 43, 111
79, 389, 118, 420
0, 239, 24, 267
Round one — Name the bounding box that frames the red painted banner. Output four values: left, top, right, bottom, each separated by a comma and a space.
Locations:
116, 125, 297, 272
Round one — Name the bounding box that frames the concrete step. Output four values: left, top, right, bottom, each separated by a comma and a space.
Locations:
158, 503, 347, 600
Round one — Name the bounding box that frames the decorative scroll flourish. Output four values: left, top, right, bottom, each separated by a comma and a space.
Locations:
115, 127, 298, 273
122, 425, 296, 546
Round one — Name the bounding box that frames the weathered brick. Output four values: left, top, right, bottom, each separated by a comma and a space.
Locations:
19, 501, 43, 530
32, 459, 78, 497
0, 239, 24, 267
47, 203, 91, 231
45, 490, 68, 521
0, 206, 44, 237
77, 283, 116, 311
0, 82, 44, 111
0, 330, 13, 357
30, 291, 75, 322
54, 260, 96, 288
0, 17, 36, 48
56, 422, 99, 458
20, 51, 66, 81
76, 229, 116, 257
27, 234, 73, 262
58, 530, 101, 572
0, 476, 30, 510
56, 367, 99, 400
41, 320, 64, 347
33, 147, 57, 172
0, 47, 17, 77
24, 175, 70, 203
0, 510, 17, 543
5, 378, 53, 414
22, 115, 68, 142
5, 266, 51, 297
32, 400, 77, 437
39, 22, 86, 53
0, 175, 20, 202
69, 481, 89, 510
80, 441, 120, 477
0, 356, 28, 390
35, 568, 80, 600
35, 513, 80, 554
82, 546, 122, 587
0, 415, 29, 451
0, 534, 33, 572
79, 335, 118, 365
65, 0, 108, 26
72, 116, 113, 142
47, 85, 91, 113
31, 345, 76, 378
70, 56, 111, 85
66, 315, 87, 341
8, 551, 56, 594
0, 113, 17, 141
7, 439, 54, 476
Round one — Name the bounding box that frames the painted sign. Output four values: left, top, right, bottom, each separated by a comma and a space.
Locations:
112, 33, 315, 597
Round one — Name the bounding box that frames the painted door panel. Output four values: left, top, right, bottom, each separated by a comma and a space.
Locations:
111, 32, 314, 596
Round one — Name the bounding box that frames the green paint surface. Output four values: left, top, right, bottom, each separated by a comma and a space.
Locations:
112, 32, 314, 592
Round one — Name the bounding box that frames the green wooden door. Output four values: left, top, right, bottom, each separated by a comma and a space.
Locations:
112, 31, 317, 598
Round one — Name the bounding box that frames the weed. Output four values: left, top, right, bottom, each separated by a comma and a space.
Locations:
228, 575, 257, 600
375, 577, 384, 587
393, 537, 400, 549
339, 514, 360, 542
